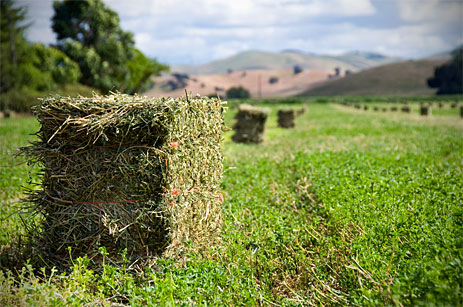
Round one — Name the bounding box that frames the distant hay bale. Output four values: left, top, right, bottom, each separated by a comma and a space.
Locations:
20, 94, 225, 267
354, 104, 361, 109
401, 106, 410, 113
373, 106, 379, 111
4, 110, 15, 118
420, 105, 431, 116
451, 103, 457, 109
438, 102, 443, 108
460, 105, 463, 118
232, 104, 269, 144
277, 109, 296, 128
363, 106, 368, 111
382, 107, 387, 112
296, 106, 306, 116
391, 106, 398, 112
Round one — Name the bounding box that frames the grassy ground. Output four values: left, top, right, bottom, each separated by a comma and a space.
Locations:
0, 101, 462, 305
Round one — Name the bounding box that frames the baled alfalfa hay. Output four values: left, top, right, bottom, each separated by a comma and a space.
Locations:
277, 109, 296, 128
401, 106, 410, 113
296, 106, 306, 116
21, 93, 226, 266
232, 104, 269, 144
420, 105, 431, 116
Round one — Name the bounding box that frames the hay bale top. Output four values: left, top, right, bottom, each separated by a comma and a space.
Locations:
277, 109, 296, 115
237, 104, 269, 118
35, 94, 224, 147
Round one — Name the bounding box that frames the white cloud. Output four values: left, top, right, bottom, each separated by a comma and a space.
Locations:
16, 0, 462, 64
398, 0, 462, 23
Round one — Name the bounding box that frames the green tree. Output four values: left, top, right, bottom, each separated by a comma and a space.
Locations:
427, 46, 463, 94
52, 0, 167, 93
0, 0, 30, 93
124, 48, 169, 94
226, 86, 251, 99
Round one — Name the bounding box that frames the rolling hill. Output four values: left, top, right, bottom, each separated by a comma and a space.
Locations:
174, 50, 400, 75
300, 59, 446, 96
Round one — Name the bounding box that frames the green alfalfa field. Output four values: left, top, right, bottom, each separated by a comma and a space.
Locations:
0, 99, 462, 306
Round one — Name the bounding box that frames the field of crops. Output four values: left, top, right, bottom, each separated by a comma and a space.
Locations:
1, 100, 462, 305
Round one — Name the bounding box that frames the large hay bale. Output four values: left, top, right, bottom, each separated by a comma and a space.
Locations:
232, 104, 269, 144
420, 105, 431, 116
277, 109, 296, 128
363, 106, 368, 111
391, 106, 398, 112
460, 105, 463, 118
21, 94, 225, 265
373, 106, 379, 111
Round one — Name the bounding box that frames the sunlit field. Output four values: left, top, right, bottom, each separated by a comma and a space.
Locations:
1, 100, 462, 305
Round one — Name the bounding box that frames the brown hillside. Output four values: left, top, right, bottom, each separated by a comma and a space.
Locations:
145, 69, 331, 98
301, 59, 446, 96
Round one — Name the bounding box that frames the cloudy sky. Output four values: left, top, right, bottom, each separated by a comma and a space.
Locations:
19, 0, 463, 65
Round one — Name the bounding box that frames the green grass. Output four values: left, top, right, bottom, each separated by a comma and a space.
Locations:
1, 100, 462, 305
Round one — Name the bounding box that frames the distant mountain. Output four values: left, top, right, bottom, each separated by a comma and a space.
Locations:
299, 59, 445, 96
173, 50, 402, 75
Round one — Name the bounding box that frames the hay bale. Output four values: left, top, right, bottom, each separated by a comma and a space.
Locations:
438, 102, 443, 108
232, 104, 269, 143
354, 104, 360, 109
391, 106, 398, 112
401, 106, 410, 113
460, 105, 463, 119
296, 106, 306, 116
21, 94, 225, 266
373, 106, 379, 111
4, 109, 15, 118
363, 106, 368, 111
382, 107, 387, 112
277, 109, 296, 128
451, 102, 457, 109
420, 105, 431, 116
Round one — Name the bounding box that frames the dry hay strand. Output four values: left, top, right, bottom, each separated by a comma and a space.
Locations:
277, 109, 296, 128
232, 104, 269, 144
19, 93, 226, 268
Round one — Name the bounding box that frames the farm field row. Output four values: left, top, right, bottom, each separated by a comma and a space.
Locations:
0, 101, 462, 305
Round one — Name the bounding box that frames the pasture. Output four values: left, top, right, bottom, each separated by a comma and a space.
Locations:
1, 100, 462, 305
